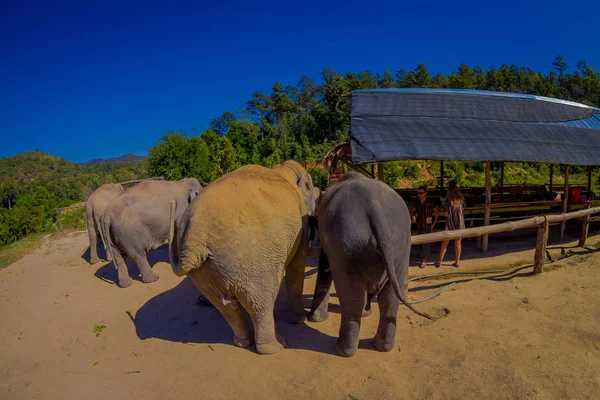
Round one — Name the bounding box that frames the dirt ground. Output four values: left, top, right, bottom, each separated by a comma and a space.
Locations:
1, 225, 600, 400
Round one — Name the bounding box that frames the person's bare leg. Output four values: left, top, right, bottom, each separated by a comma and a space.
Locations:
436, 240, 449, 267
454, 238, 462, 267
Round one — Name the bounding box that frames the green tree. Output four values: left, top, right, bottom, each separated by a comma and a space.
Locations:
415, 63, 433, 87
210, 111, 236, 135
208, 136, 239, 180
146, 132, 211, 182
553, 55, 569, 78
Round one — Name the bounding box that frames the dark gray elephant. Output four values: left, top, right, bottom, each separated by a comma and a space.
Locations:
85, 183, 124, 264
168, 160, 319, 355
103, 178, 202, 288
308, 171, 432, 357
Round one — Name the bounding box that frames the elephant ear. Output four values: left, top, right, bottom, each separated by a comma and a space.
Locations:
188, 187, 202, 204
298, 173, 317, 215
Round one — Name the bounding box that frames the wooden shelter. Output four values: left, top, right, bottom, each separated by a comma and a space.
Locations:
325, 89, 600, 252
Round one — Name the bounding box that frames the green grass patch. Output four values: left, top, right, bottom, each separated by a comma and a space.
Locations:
93, 325, 107, 337
0, 234, 41, 270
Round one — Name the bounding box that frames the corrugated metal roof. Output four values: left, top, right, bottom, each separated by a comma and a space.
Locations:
350, 89, 600, 166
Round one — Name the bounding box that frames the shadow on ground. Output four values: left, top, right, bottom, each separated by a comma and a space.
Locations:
407, 246, 600, 294
93, 243, 169, 285
131, 276, 341, 355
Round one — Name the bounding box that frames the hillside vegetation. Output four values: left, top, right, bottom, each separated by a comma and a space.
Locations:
0, 151, 147, 245
2, 56, 600, 246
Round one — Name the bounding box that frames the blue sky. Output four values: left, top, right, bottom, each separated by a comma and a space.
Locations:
1, 0, 599, 163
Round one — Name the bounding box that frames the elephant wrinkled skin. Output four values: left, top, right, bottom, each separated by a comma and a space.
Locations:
308, 171, 432, 357
85, 183, 124, 264
169, 160, 318, 355
103, 178, 202, 288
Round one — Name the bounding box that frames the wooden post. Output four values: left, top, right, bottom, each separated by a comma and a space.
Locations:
377, 163, 384, 181
587, 166, 593, 199
500, 162, 504, 192
578, 202, 592, 247
370, 164, 375, 177
549, 164, 553, 192
482, 161, 491, 252
560, 165, 569, 241
440, 160, 444, 191
533, 218, 549, 274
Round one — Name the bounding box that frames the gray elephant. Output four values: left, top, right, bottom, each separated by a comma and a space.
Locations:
308, 171, 432, 357
85, 183, 124, 264
168, 160, 319, 355
103, 178, 202, 288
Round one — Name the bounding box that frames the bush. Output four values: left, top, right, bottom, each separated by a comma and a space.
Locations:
384, 161, 420, 187
308, 167, 329, 190
59, 204, 86, 230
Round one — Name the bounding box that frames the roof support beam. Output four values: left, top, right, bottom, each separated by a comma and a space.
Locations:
588, 166, 593, 198
377, 163, 384, 181
482, 161, 492, 252
500, 162, 504, 192
440, 160, 444, 191
560, 164, 569, 241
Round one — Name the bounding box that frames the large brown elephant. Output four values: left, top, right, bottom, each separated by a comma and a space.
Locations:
85, 183, 124, 264
103, 178, 202, 288
168, 160, 319, 355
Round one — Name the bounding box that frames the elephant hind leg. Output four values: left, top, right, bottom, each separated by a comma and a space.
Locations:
248, 305, 284, 355
237, 285, 284, 355
129, 251, 159, 284
188, 269, 253, 348
373, 281, 400, 352
113, 249, 133, 288
333, 270, 368, 357
86, 214, 100, 264
308, 249, 333, 322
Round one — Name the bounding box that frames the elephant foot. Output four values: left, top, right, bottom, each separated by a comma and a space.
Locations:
308, 308, 329, 323
335, 340, 358, 358
90, 256, 100, 264
362, 307, 373, 318
234, 335, 254, 348
256, 333, 286, 355
286, 311, 307, 324
373, 334, 394, 352
118, 277, 134, 288
141, 271, 160, 284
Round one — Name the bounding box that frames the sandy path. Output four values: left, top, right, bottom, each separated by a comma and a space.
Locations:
1, 231, 599, 400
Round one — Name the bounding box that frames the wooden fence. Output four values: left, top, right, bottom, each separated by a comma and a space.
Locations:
411, 204, 600, 274
118, 176, 164, 186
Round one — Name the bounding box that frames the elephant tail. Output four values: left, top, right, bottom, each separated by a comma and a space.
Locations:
372, 217, 436, 321
97, 215, 112, 261
102, 213, 118, 267
169, 200, 210, 277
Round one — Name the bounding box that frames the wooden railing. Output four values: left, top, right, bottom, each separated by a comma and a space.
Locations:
411, 204, 600, 274
118, 176, 164, 186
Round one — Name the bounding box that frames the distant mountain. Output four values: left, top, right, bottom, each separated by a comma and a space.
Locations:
80, 153, 146, 166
